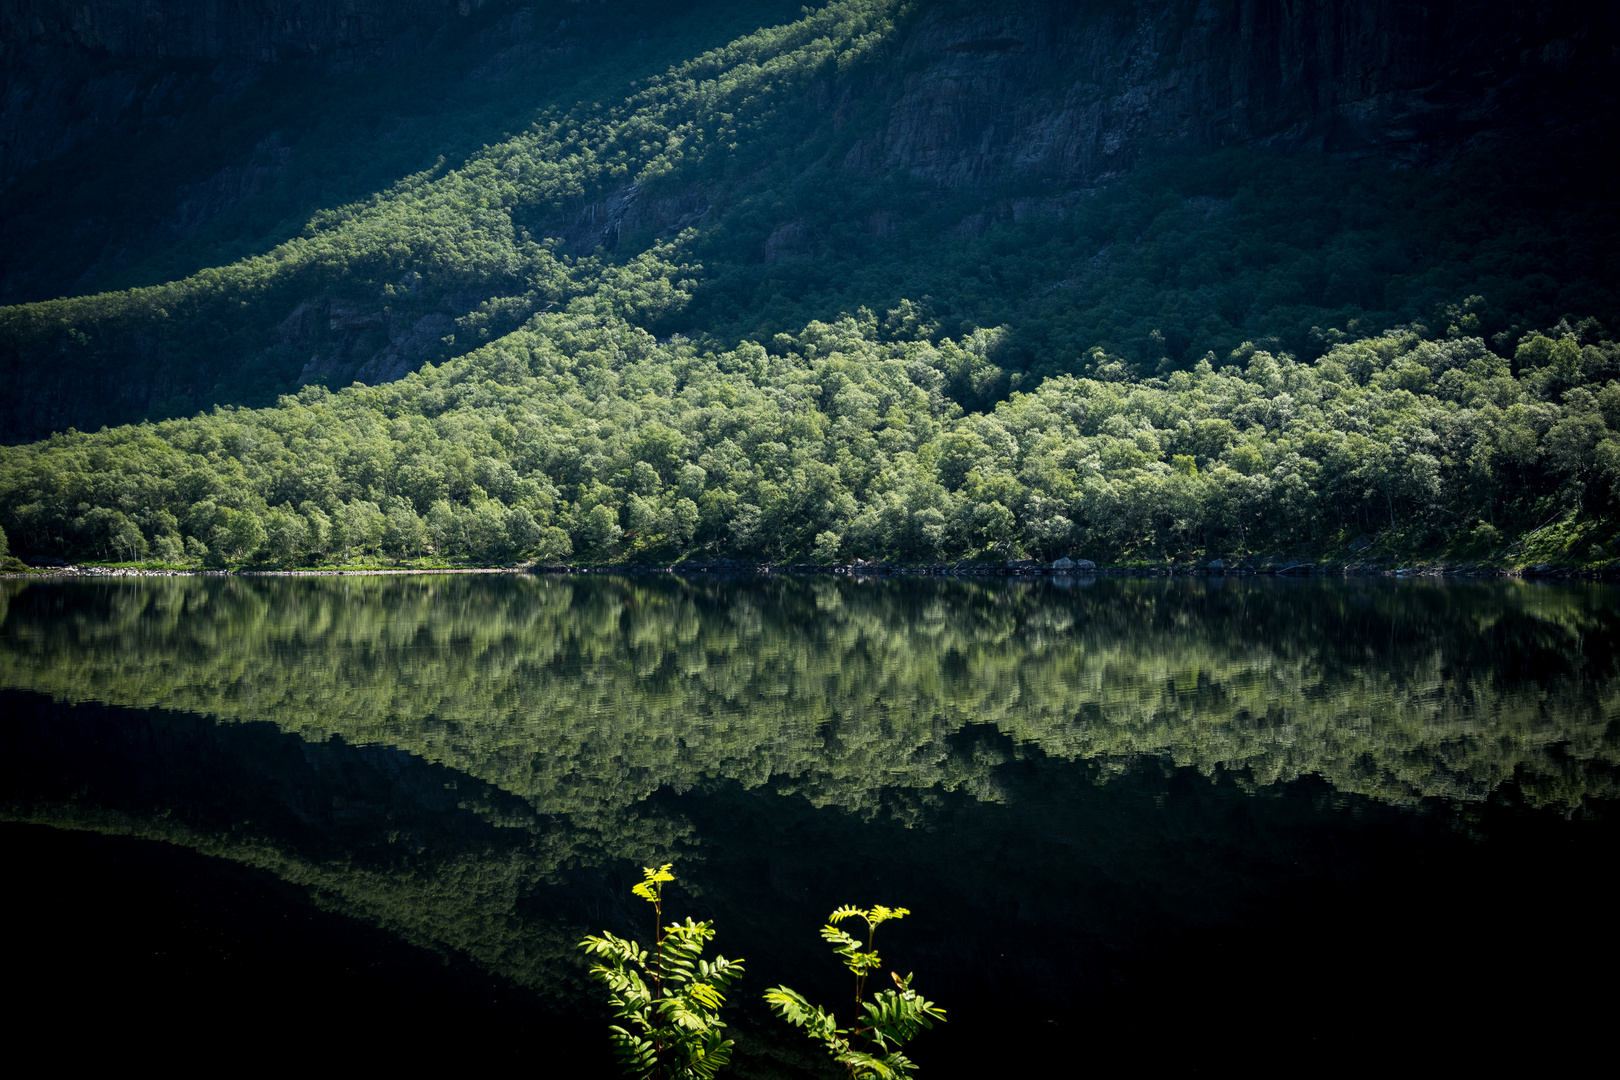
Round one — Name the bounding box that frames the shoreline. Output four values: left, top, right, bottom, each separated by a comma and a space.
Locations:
0, 565, 531, 580
5, 559, 1616, 582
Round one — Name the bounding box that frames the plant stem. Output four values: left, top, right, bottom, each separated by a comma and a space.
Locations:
652, 890, 664, 1079
853, 919, 875, 1049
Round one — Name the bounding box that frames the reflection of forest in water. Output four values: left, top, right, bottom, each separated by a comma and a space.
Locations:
2, 574, 1618, 811
3, 576, 1619, 1074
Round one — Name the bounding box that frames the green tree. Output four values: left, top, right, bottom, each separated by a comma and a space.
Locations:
465, 501, 514, 562
265, 506, 308, 565
383, 496, 429, 558
667, 499, 701, 549
300, 503, 332, 559
583, 503, 624, 555
425, 500, 461, 556
503, 506, 542, 556
211, 508, 266, 563
340, 501, 386, 557
536, 524, 573, 561
814, 530, 842, 563
152, 534, 186, 563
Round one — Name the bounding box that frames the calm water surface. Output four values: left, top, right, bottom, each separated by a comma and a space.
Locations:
3, 575, 1617, 1074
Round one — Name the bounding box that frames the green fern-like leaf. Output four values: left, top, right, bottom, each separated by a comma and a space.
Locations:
631, 863, 677, 903
769, 904, 943, 1076
606, 1027, 657, 1073
581, 868, 744, 1078
860, 986, 945, 1048
837, 1048, 918, 1080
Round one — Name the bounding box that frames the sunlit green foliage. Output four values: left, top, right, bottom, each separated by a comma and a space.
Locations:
4, 285, 1618, 565
0, 0, 911, 433
766, 904, 944, 1078
582, 865, 745, 1079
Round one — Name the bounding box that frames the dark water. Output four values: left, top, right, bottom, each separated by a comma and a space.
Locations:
3, 575, 1618, 1074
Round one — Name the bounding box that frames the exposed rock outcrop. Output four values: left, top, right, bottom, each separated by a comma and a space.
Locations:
543, 182, 713, 256
853, 0, 1616, 187
284, 297, 459, 388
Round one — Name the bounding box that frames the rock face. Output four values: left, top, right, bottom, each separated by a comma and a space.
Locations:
285, 297, 458, 389
8, 1, 1612, 193
0, 0, 508, 184
852, 0, 1615, 187
541, 182, 714, 257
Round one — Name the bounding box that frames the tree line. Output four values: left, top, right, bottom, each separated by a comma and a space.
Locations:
3, 257, 1617, 567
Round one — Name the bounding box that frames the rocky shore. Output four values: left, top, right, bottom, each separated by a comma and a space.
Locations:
0, 564, 528, 579
537, 557, 1620, 582
8, 557, 1618, 582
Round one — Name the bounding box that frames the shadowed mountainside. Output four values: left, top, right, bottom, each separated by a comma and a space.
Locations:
1, 0, 510, 185
1, 2, 1616, 571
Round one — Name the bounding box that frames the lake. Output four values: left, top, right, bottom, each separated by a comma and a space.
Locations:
3, 574, 1617, 1075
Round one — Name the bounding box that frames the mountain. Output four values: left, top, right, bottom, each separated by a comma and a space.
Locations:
0, 0, 1616, 567
0, 0, 806, 304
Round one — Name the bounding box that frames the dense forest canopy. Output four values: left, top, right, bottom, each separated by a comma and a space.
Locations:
4, 279, 1619, 566
1, 0, 1615, 566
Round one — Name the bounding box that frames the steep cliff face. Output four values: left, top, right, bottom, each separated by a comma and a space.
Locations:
0, 0, 506, 183
7, 0, 1613, 192
851, 0, 1616, 188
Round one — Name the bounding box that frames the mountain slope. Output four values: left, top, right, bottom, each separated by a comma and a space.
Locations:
0, 0, 808, 303
0, 0, 1617, 566
2, 0, 1614, 442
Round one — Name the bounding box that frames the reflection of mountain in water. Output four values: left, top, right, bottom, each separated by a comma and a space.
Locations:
0, 693, 616, 1010
2, 575, 1618, 812
6, 570, 1620, 1074
7, 684, 1618, 1077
